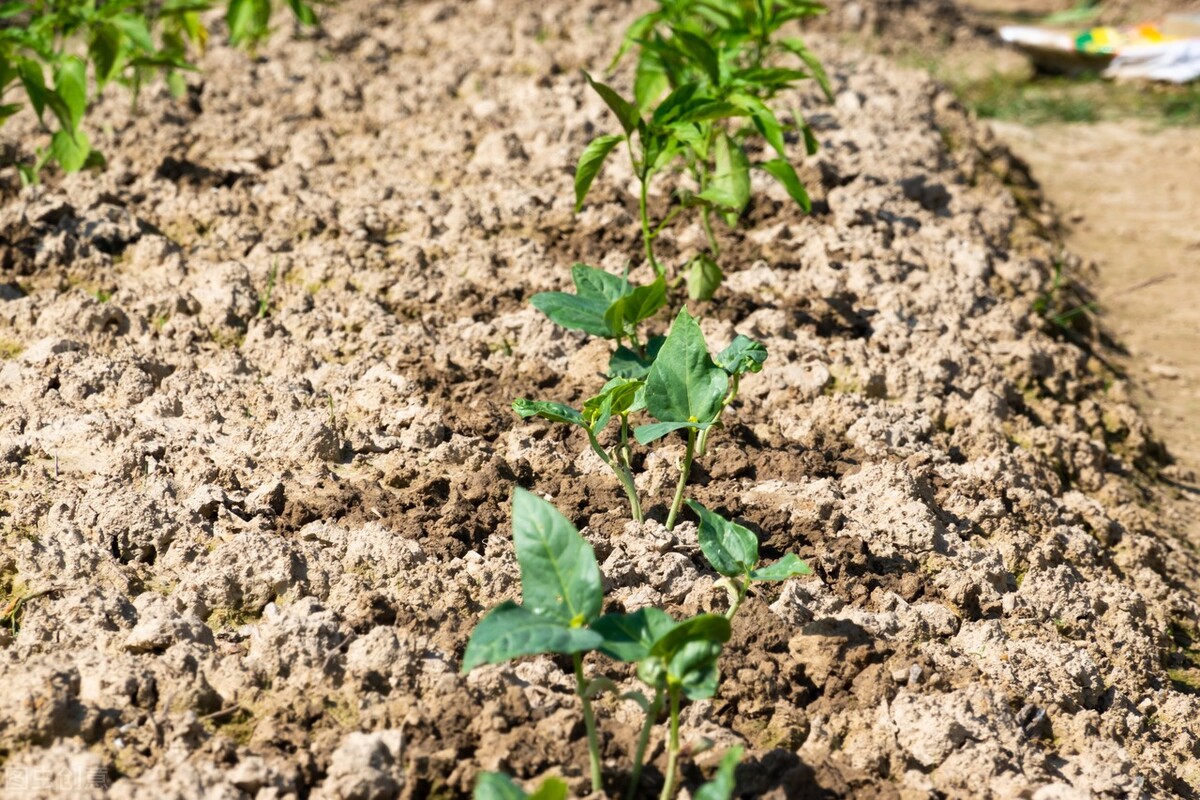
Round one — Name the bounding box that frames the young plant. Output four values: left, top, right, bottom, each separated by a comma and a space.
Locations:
635, 307, 767, 529
461, 488, 607, 792
592, 607, 731, 800
513, 377, 646, 522
687, 500, 810, 618
577, 0, 832, 298
0, 0, 316, 180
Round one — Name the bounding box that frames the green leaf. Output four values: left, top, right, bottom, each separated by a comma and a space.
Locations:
715, 335, 768, 375
286, 0, 318, 26
461, 601, 604, 672
634, 53, 670, 110
528, 778, 569, 800
474, 772, 527, 800
530, 264, 628, 338
582, 378, 643, 430
593, 607, 676, 663
89, 24, 122, 87
696, 132, 750, 214
512, 399, 585, 428
512, 487, 603, 625
50, 128, 90, 173
604, 276, 666, 337
650, 613, 731, 661
686, 254, 723, 301
729, 93, 787, 158
749, 553, 811, 582
112, 15, 155, 52
695, 747, 745, 800
609, 335, 665, 380
674, 29, 721, 85
633, 419, 709, 446
642, 307, 728, 427
575, 134, 623, 212
757, 158, 811, 213
687, 500, 758, 577
17, 57, 46, 122
52, 57, 87, 132
671, 638, 724, 700
584, 71, 640, 137
0, 103, 22, 123
781, 37, 834, 102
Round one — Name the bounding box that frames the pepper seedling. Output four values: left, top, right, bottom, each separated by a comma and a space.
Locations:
532, 263, 667, 356
694, 746, 745, 800
513, 376, 647, 522
635, 307, 767, 529
687, 500, 810, 618
461, 488, 608, 792
592, 608, 731, 800
578, 0, 831, 298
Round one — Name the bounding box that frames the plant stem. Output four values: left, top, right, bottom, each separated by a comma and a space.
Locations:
588, 431, 643, 524
659, 688, 682, 800
665, 429, 696, 531
639, 176, 662, 278
725, 578, 748, 620
701, 205, 720, 259
626, 686, 665, 800
575, 653, 604, 794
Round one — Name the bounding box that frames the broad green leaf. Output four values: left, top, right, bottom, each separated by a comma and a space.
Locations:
531, 264, 628, 338
757, 158, 811, 213
634, 52, 670, 110
686, 254, 723, 301
674, 29, 721, 85
286, 0, 318, 25
574, 134, 623, 212
781, 37, 834, 102
112, 15, 155, 51
800, 118, 820, 156
729, 93, 787, 158
89, 24, 122, 86
670, 638, 724, 699
697, 132, 750, 213
512, 488, 603, 625
17, 57, 46, 122
694, 747, 744, 800
650, 613, 731, 661
582, 378, 643, 430
0, 103, 21, 123
652, 82, 702, 126
673, 100, 746, 125
749, 553, 811, 582
52, 57, 87, 133
584, 71, 640, 137
593, 607, 675, 663
633, 419, 709, 446
512, 399, 585, 428
50, 128, 90, 173
609, 335, 665, 380
642, 307, 728, 428
528, 778, 569, 800
715, 335, 768, 376
687, 500, 758, 577
461, 601, 603, 672
474, 772, 527, 800
605, 276, 666, 337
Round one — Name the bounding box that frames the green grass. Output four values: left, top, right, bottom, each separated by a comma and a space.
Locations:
959, 73, 1200, 126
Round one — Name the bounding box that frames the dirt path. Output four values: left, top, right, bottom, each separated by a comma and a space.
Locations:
992, 121, 1200, 511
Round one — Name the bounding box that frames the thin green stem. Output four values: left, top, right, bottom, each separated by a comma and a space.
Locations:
659, 688, 682, 800
666, 429, 696, 531
626, 686, 665, 800
588, 430, 643, 523
639, 176, 662, 278
700, 205, 720, 259
724, 578, 748, 620
575, 653, 603, 794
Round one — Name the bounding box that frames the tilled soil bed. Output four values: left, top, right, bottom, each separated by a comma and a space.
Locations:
2, 1, 1200, 798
